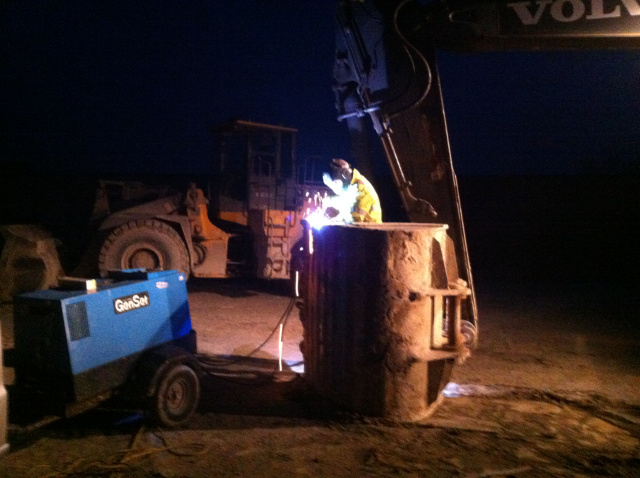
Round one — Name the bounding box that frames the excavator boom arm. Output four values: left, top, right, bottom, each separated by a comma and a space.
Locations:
334, 0, 640, 328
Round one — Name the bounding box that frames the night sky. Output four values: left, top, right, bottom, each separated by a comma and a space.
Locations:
2, 0, 639, 178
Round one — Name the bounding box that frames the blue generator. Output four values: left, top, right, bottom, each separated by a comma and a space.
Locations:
13, 269, 200, 427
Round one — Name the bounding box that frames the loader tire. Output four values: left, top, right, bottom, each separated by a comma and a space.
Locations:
99, 219, 189, 277
151, 364, 200, 428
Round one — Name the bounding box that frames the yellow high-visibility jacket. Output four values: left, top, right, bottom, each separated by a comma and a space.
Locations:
350, 168, 382, 223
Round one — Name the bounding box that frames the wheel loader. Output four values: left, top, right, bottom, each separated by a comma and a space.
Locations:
0, 120, 327, 301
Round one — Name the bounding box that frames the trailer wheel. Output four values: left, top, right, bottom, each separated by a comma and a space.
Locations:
99, 219, 189, 277
151, 364, 200, 428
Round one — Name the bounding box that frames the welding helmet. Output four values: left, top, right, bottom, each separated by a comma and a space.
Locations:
329, 159, 353, 187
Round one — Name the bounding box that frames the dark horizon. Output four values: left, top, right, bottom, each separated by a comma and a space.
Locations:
1, 1, 639, 178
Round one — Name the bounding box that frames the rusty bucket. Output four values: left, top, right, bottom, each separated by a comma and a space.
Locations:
299, 223, 472, 421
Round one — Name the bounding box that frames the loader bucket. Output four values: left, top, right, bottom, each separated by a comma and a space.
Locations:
0, 225, 63, 302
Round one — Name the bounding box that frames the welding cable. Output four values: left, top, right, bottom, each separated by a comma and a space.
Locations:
118, 424, 208, 467
198, 328, 294, 382
201, 296, 296, 364
32, 423, 210, 476
196, 296, 298, 383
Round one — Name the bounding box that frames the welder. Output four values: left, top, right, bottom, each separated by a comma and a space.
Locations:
324, 158, 382, 223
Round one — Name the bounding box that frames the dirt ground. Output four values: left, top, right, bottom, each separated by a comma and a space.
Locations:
1, 277, 639, 477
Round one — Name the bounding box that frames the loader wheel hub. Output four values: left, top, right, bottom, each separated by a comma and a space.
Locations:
123, 245, 162, 270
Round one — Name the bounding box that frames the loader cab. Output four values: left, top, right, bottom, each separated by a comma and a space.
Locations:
212, 119, 300, 218
210, 119, 313, 279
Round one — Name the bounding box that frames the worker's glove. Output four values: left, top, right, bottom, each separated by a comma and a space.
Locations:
324, 206, 340, 219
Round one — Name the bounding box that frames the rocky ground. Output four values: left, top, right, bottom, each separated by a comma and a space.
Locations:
1, 277, 639, 477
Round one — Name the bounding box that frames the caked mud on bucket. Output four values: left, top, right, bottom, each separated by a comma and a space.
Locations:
297, 222, 473, 422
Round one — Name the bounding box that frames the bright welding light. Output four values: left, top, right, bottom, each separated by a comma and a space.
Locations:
323, 173, 344, 195
304, 182, 359, 230
305, 208, 329, 230
332, 183, 359, 219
